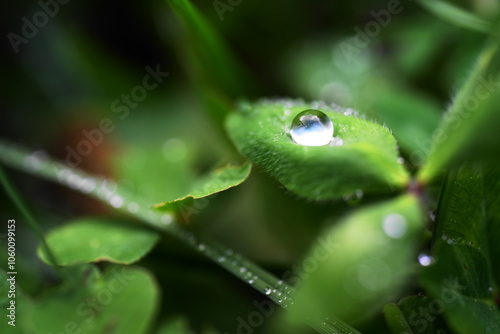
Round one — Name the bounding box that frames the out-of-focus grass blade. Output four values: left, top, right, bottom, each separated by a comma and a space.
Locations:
418, 0, 492, 33
418, 41, 500, 183
167, 0, 248, 100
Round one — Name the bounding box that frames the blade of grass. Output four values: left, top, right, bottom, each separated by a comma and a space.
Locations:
0, 141, 361, 334
167, 0, 249, 100
418, 41, 500, 183
0, 164, 67, 281
418, 0, 492, 33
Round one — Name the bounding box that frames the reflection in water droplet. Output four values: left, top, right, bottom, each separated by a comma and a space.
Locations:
418, 253, 434, 266
290, 110, 333, 146
382, 213, 407, 239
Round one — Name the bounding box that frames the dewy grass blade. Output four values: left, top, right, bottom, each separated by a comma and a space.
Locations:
0, 140, 361, 334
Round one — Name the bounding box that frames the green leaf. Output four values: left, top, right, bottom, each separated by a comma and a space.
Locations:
225, 99, 409, 201
154, 161, 251, 212
384, 303, 414, 334
421, 163, 499, 333
418, 43, 500, 183
287, 194, 424, 324
369, 87, 442, 163
484, 164, 500, 289
37, 218, 160, 265
418, 0, 492, 33
30, 265, 159, 334
384, 296, 450, 334
156, 317, 194, 334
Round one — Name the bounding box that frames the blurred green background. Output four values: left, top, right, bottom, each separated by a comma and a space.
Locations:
0, 0, 497, 333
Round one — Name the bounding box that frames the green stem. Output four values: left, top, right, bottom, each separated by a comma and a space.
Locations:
0, 141, 360, 334
0, 164, 68, 281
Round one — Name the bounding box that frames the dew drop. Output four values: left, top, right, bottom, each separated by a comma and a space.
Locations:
264, 287, 272, 295
418, 253, 434, 266
290, 109, 334, 146
248, 279, 254, 284
382, 213, 407, 239
240, 267, 247, 273
198, 243, 206, 251
109, 195, 124, 208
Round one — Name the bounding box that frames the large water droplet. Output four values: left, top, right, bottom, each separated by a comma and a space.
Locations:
382, 213, 407, 239
290, 109, 333, 146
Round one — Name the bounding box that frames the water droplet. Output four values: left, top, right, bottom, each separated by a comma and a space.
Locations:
277, 280, 284, 285
397, 157, 405, 164
225, 249, 234, 256
217, 256, 226, 263
109, 195, 124, 208
290, 109, 333, 146
329, 137, 344, 147
127, 202, 139, 213
264, 287, 272, 295
198, 243, 206, 251
248, 279, 254, 284
382, 213, 407, 239
160, 214, 173, 225
343, 189, 363, 205
240, 267, 247, 273
418, 253, 434, 266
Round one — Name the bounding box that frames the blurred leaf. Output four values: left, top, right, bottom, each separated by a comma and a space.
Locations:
418, 0, 492, 33
156, 317, 194, 334
484, 164, 500, 289
384, 303, 414, 334
421, 163, 499, 333
30, 265, 158, 334
225, 98, 409, 201
288, 194, 424, 324
38, 218, 160, 266
167, 0, 247, 99
384, 296, 450, 334
418, 43, 500, 183
154, 161, 251, 212
370, 87, 442, 163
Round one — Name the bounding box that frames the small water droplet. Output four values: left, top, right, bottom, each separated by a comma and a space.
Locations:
418, 253, 434, 266
382, 213, 407, 239
217, 256, 226, 263
264, 287, 272, 295
198, 243, 206, 251
225, 249, 234, 256
240, 267, 247, 273
290, 109, 334, 146
248, 279, 254, 284
127, 202, 139, 213
160, 214, 173, 225
277, 280, 284, 285
397, 157, 405, 164
109, 195, 124, 208
329, 137, 344, 147
428, 210, 436, 222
